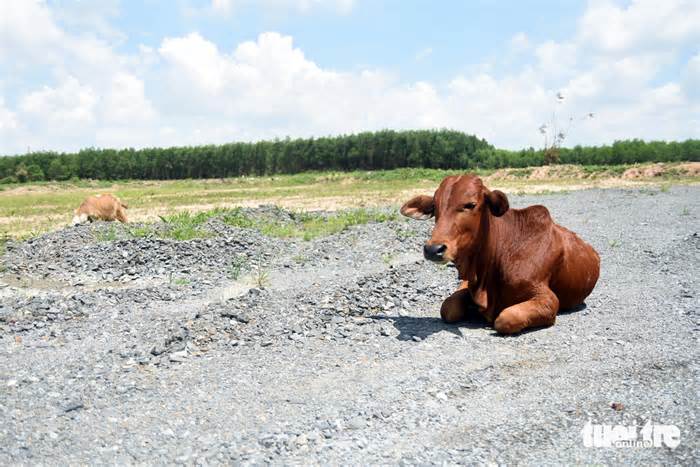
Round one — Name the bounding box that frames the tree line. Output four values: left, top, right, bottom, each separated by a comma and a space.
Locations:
1, 130, 698, 183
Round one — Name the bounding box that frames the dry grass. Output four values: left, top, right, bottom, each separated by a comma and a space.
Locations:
1, 163, 698, 238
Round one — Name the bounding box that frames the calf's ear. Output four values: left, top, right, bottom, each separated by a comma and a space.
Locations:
485, 189, 509, 217
400, 195, 435, 220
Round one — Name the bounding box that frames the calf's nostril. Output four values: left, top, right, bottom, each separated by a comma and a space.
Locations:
423, 243, 447, 260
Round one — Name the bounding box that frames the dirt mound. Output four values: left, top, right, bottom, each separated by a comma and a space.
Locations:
530, 165, 588, 179
622, 162, 700, 179
622, 163, 665, 179
487, 162, 700, 182
679, 162, 700, 176
487, 165, 587, 181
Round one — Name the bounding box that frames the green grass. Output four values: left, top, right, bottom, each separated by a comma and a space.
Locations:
252, 267, 270, 288
219, 208, 256, 229
581, 164, 629, 176
228, 255, 248, 280
126, 225, 154, 238
167, 271, 191, 286
171, 277, 191, 286
292, 254, 308, 264
352, 167, 492, 182
93, 225, 119, 242
99, 206, 403, 242
157, 211, 214, 241
381, 252, 396, 264
394, 226, 414, 241
219, 206, 401, 241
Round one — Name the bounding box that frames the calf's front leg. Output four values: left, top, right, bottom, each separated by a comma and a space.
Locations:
493, 287, 559, 335
440, 281, 481, 323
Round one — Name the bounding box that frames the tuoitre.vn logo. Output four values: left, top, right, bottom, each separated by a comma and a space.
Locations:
582, 420, 681, 449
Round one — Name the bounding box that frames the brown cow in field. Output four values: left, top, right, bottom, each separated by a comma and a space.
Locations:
72, 194, 128, 225
401, 174, 600, 334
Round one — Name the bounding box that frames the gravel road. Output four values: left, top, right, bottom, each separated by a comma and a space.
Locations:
1, 186, 698, 464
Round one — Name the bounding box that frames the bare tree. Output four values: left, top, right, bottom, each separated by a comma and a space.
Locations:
539, 92, 594, 164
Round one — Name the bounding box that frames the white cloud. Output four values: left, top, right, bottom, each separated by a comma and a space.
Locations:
0, 0, 156, 152
0, 0, 63, 65
102, 73, 156, 124
0, 97, 18, 132
579, 0, 700, 53
681, 53, 700, 100
160, 33, 229, 93
535, 40, 578, 76
155, 32, 452, 140
19, 76, 97, 127
448, 71, 549, 148
0, 0, 123, 76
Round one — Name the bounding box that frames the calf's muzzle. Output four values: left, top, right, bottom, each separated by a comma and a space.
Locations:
423, 243, 447, 262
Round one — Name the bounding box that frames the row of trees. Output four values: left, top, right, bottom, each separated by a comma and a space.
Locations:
476, 139, 700, 169
1, 130, 698, 183
0, 130, 490, 182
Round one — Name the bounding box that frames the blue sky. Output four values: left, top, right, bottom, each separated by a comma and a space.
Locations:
0, 0, 698, 154
115, 1, 584, 79
50, 1, 591, 84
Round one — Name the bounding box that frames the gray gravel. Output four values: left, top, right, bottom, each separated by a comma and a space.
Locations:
1, 186, 698, 464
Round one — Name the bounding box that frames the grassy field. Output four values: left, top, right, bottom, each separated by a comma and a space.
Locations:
1, 163, 698, 238
89, 207, 403, 243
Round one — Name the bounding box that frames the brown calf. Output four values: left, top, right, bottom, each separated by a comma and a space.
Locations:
72, 194, 128, 225
401, 174, 600, 334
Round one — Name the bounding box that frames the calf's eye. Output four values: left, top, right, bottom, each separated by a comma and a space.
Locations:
462, 202, 476, 210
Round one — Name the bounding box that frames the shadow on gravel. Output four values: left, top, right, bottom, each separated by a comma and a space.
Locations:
377, 304, 588, 340
370, 315, 488, 341
484, 303, 589, 337
558, 302, 588, 315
